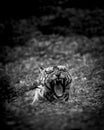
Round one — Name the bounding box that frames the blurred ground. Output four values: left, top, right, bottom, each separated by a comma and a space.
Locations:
0, 2, 104, 130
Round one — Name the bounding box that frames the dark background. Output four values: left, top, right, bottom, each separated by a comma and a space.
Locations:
0, 0, 104, 48
0, 0, 103, 20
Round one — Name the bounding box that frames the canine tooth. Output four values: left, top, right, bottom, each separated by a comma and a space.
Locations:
54, 80, 56, 85
52, 75, 57, 80
61, 79, 63, 84
46, 82, 50, 88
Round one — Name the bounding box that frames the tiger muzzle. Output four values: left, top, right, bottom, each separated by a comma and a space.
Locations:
45, 72, 72, 101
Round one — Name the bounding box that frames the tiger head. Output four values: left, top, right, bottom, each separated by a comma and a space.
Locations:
36, 65, 72, 102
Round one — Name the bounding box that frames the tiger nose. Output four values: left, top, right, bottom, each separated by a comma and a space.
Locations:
56, 72, 61, 78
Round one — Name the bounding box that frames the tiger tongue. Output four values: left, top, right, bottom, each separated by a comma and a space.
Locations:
54, 83, 63, 97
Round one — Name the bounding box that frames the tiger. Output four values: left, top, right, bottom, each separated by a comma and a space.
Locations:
32, 65, 72, 103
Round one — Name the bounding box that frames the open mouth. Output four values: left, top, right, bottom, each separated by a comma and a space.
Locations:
54, 80, 64, 97
44, 70, 72, 101
37, 65, 72, 102
50, 78, 66, 98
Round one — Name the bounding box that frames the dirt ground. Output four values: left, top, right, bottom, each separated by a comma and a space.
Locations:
0, 6, 104, 130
